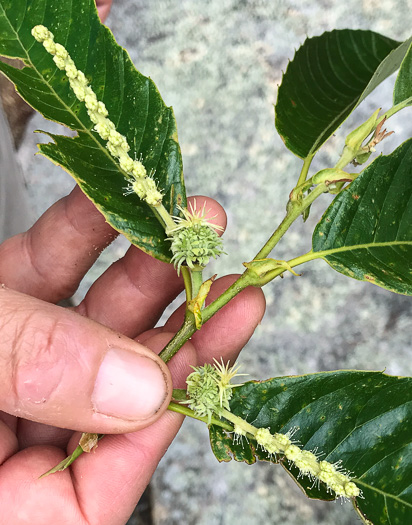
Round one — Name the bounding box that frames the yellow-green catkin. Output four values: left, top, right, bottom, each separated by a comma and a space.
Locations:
253, 427, 361, 500
184, 359, 361, 501
31, 25, 162, 206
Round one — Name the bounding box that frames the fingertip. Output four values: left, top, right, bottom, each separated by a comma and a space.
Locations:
91, 346, 172, 426
187, 195, 227, 235
0, 289, 173, 434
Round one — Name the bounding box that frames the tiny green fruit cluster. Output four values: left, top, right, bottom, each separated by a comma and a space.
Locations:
184, 359, 244, 423
170, 224, 223, 272
169, 203, 224, 273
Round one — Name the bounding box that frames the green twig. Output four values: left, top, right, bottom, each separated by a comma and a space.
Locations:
160, 182, 332, 363
159, 316, 196, 362
181, 267, 192, 307
39, 445, 84, 478
253, 183, 326, 260
168, 402, 233, 431
383, 97, 412, 120
39, 434, 104, 479
190, 267, 204, 300
296, 153, 314, 187
151, 202, 177, 233
202, 271, 255, 323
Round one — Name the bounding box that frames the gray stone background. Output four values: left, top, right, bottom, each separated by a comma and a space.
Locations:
15, 0, 412, 524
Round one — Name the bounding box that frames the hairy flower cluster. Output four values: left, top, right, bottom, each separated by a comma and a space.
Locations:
185, 360, 244, 424
253, 427, 361, 500
169, 202, 224, 273
31, 25, 162, 206
183, 360, 361, 501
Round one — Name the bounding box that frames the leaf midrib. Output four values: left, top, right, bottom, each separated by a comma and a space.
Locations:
312, 240, 412, 258
308, 100, 356, 155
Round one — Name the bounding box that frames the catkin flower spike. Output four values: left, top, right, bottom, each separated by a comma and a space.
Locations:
184, 360, 363, 502
253, 428, 362, 500
32, 25, 227, 278
31, 25, 162, 207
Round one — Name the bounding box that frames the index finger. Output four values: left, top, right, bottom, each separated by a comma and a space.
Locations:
95, 0, 112, 22
0, 186, 116, 302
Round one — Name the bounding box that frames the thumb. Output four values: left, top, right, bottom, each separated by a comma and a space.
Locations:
0, 286, 172, 433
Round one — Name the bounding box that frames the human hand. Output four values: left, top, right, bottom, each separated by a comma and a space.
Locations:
96, 0, 113, 23
0, 187, 265, 524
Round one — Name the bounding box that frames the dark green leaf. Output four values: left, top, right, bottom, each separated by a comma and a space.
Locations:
312, 139, 412, 295
275, 30, 411, 159
209, 371, 412, 524
0, 0, 185, 261
394, 41, 412, 105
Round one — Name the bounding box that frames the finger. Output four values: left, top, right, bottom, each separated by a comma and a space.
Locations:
95, 0, 112, 22
69, 292, 260, 525
0, 412, 18, 465
76, 196, 227, 338
0, 420, 18, 465
70, 332, 196, 525
15, 324, 193, 450
16, 420, 74, 450
0, 333, 195, 525
0, 187, 116, 302
0, 287, 172, 433
0, 446, 84, 524
164, 274, 266, 364
9, 196, 226, 450
76, 248, 183, 338
1, 278, 262, 524
15, 321, 195, 450
71, 413, 186, 525
69, 279, 264, 523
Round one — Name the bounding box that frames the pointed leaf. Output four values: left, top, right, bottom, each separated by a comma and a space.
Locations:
0, 0, 185, 261
394, 41, 412, 105
275, 30, 411, 159
209, 371, 412, 524
312, 139, 412, 295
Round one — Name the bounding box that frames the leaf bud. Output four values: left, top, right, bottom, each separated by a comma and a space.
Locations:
345, 108, 380, 153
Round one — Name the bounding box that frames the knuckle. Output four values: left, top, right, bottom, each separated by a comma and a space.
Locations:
5, 306, 68, 409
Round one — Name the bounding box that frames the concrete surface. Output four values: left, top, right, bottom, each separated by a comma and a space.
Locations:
16, 1, 412, 524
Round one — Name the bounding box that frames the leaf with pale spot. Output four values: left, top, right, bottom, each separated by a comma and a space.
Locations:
312, 139, 412, 295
